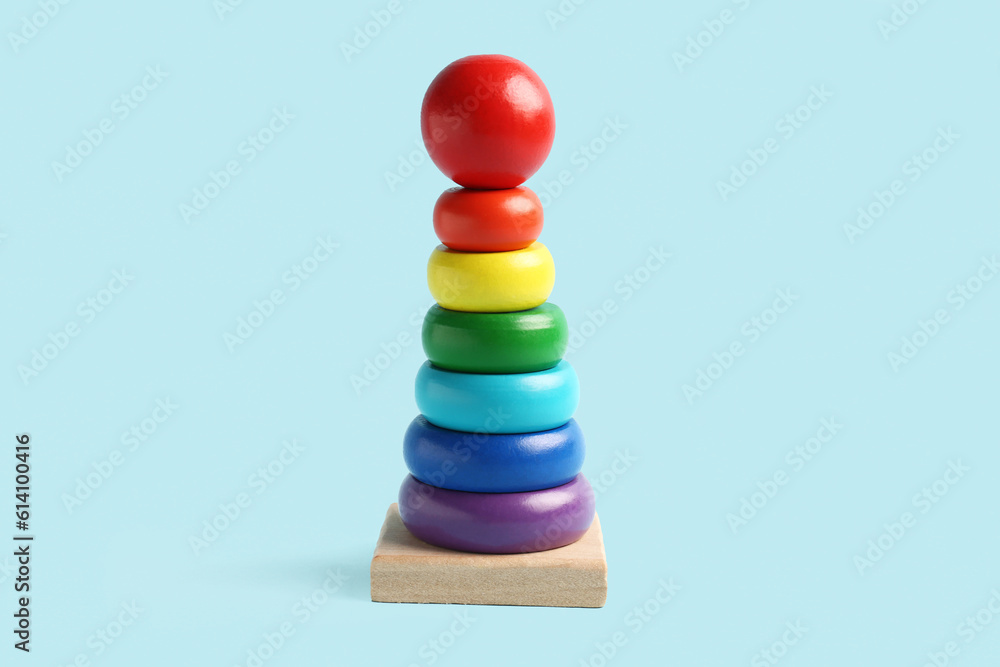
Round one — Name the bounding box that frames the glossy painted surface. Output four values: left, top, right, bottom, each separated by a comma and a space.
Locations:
420, 54, 556, 189
426, 242, 554, 313
422, 303, 567, 374
403, 416, 585, 493
414, 360, 579, 433
433, 186, 543, 252
398, 473, 595, 553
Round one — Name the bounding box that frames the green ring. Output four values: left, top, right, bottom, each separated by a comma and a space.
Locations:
422, 303, 569, 374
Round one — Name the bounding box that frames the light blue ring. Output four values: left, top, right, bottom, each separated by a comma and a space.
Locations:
414, 360, 579, 434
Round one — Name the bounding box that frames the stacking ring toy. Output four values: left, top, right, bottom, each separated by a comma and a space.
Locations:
403, 416, 585, 493
433, 186, 544, 252
422, 303, 568, 374
415, 360, 579, 433
398, 473, 595, 553
427, 242, 554, 313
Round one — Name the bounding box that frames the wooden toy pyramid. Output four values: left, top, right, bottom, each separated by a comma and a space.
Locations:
370, 54, 607, 608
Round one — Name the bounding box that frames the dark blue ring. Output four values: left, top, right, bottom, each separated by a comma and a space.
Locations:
402, 415, 585, 493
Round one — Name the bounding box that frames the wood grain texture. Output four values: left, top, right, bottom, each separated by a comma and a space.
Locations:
371, 503, 607, 608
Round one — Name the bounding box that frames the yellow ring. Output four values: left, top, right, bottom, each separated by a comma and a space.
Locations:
427, 242, 555, 313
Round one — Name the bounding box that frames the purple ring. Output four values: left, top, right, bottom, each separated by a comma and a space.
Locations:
397, 473, 595, 554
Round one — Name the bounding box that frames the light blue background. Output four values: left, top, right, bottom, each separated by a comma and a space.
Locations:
2, 0, 999, 665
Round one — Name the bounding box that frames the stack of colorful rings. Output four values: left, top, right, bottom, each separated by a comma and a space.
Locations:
396, 54, 596, 555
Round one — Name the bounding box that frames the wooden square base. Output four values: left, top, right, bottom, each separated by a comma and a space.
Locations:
370, 503, 607, 608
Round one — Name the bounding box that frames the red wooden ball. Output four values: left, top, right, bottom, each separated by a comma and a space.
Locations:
433, 186, 543, 252
421, 55, 555, 189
